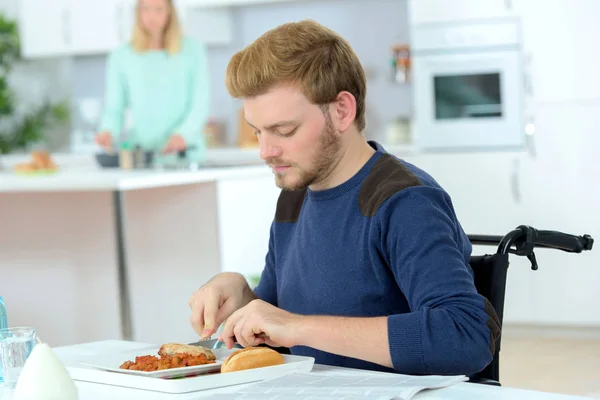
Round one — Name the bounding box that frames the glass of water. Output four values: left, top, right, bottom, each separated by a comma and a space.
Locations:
0, 327, 36, 389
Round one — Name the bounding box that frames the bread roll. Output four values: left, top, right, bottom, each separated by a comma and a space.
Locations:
220, 347, 284, 373
158, 343, 216, 360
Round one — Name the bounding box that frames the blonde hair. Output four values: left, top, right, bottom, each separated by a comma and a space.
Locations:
226, 20, 367, 132
131, 0, 182, 55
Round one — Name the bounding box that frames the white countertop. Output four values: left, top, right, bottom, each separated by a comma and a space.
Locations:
0, 340, 592, 400
0, 151, 272, 193
0, 165, 273, 192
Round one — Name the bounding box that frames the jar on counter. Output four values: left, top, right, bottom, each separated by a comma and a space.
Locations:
119, 141, 133, 170
203, 118, 225, 148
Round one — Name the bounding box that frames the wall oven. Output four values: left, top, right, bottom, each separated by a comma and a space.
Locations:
411, 17, 526, 152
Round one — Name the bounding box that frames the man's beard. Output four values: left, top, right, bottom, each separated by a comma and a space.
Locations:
267, 113, 341, 191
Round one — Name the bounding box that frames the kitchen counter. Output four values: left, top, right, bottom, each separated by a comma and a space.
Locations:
0, 152, 280, 348
0, 164, 272, 192
0, 148, 269, 192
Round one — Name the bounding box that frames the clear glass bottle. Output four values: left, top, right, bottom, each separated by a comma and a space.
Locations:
0, 296, 8, 383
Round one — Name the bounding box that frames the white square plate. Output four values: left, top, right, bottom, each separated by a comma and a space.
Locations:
69, 351, 316, 394
77, 345, 233, 379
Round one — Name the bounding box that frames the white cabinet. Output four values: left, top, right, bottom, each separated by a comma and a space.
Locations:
185, 8, 234, 47
512, 0, 600, 103
16, 0, 233, 58
18, 0, 126, 58
408, 0, 513, 25
516, 102, 600, 326
17, 0, 71, 58
216, 174, 280, 278
400, 152, 528, 236
399, 152, 536, 324
69, 0, 122, 55
395, 151, 537, 324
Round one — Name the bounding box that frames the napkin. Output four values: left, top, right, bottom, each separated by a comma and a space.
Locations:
14, 342, 78, 400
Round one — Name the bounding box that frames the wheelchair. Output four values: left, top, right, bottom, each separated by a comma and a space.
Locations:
467, 225, 594, 386
259, 226, 594, 386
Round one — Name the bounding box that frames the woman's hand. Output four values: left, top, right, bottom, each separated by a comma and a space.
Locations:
163, 134, 187, 154
95, 131, 113, 151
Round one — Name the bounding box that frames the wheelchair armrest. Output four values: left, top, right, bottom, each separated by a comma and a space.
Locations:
468, 377, 501, 386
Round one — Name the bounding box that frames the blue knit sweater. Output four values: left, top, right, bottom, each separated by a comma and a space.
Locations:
254, 141, 500, 375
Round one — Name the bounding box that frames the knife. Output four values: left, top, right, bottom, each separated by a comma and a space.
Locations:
188, 337, 223, 350
188, 334, 267, 350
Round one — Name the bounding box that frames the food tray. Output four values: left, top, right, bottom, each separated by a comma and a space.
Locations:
67, 346, 315, 394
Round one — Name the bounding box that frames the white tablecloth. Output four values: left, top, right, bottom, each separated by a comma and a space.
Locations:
0, 340, 593, 399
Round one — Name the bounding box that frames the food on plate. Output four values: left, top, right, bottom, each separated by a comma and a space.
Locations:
31, 151, 58, 170
220, 347, 284, 373
158, 343, 216, 360
119, 344, 216, 372
13, 151, 59, 174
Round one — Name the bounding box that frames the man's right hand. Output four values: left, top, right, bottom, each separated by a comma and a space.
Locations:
95, 131, 113, 151
189, 272, 257, 339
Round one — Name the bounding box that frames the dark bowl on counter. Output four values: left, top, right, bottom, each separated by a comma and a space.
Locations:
95, 151, 154, 168
95, 152, 119, 168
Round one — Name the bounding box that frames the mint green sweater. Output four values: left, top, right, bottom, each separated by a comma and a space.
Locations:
99, 37, 210, 153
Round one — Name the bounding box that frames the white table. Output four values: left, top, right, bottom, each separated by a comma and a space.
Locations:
0, 340, 593, 400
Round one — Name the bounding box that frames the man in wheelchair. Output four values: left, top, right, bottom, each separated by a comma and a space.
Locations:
189, 20, 503, 378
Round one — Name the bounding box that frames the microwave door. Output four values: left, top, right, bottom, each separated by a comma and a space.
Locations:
413, 50, 525, 151
434, 73, 503, 119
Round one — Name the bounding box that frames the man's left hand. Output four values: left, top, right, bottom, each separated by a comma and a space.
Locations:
162, 134, 187, 154
219, 299, 302, 349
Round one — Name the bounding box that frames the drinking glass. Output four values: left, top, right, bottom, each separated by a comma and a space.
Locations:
0, 327, 36, 389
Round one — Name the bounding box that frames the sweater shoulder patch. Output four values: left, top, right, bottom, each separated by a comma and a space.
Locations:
274, 188, 307, 223
359, 154, 423, 217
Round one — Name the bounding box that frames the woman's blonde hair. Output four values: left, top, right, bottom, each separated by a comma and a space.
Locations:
226, 20, 367, 132
131, 0, 182, 55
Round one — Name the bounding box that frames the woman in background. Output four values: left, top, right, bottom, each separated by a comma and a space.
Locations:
96, 0, 210, 155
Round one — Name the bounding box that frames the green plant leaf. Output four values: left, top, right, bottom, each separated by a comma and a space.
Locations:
51, 101, 70, 122
0, 11, 69, 154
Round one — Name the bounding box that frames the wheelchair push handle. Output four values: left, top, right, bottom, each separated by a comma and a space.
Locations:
499, 225, 594, 255
535, 229, 594, 253
469, 226, 593, 271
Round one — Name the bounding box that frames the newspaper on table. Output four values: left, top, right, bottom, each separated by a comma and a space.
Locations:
202, 366, 469, 400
